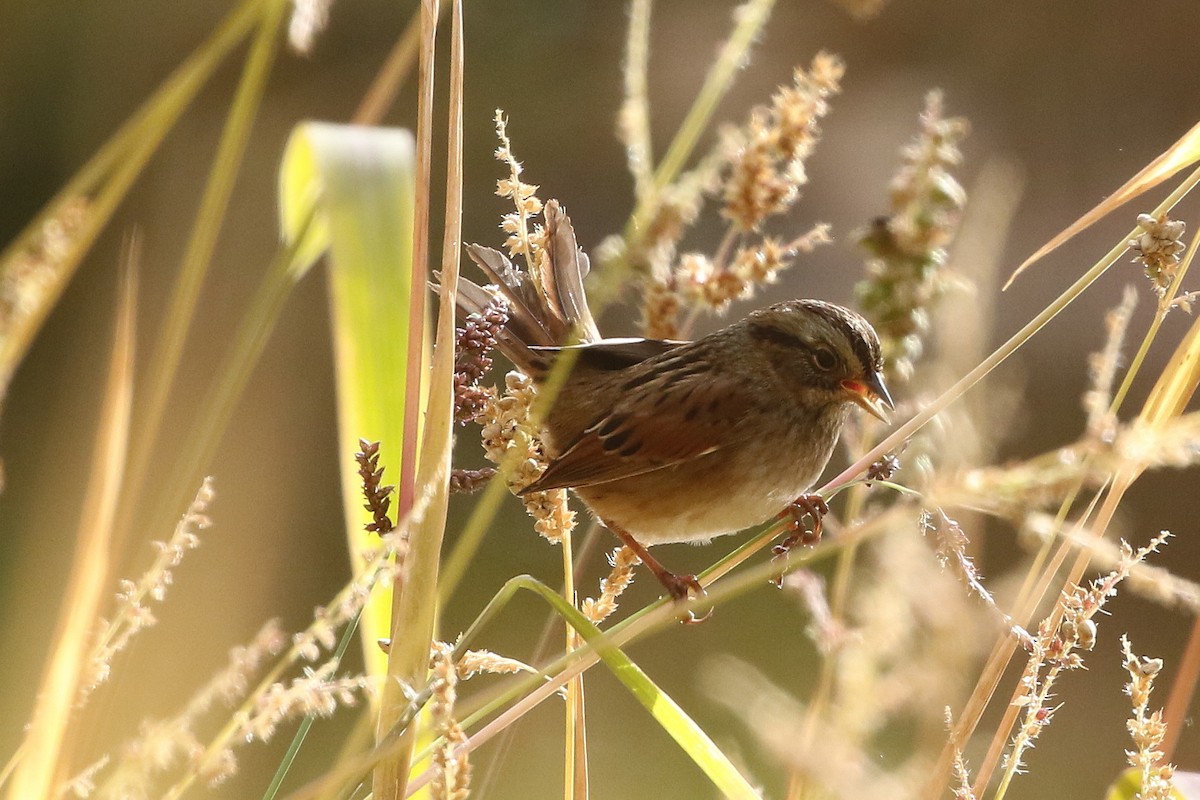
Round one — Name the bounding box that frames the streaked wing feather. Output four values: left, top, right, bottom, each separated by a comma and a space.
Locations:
464, 244, 555, 347
521, 359, 755, 492
452, 276, 545, 375
542, 200, 600, 341
463, 246, 556, 351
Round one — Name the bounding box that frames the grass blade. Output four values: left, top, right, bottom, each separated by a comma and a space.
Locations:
374, 0, 461, 795
117, 0, 287, 554
6, 240, 137, 800
1005, 119, 1200, 287
414, 577, 760, 800
0, 0, 264, 396
279, 122, 417, 678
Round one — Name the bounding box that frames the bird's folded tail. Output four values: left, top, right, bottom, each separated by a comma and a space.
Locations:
455, 199, 600, 378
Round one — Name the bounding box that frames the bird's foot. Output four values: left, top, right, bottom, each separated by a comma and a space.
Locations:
771, 494, 830, 587
604, 520, 713, 623
658, 570, 712, 624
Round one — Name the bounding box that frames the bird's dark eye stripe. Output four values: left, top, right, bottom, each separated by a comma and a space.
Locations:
748, 321, 807, 350
804, 303, 882, 374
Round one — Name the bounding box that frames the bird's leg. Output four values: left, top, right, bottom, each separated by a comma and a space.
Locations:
604, 521, 711, 624
771, 494, 830, 586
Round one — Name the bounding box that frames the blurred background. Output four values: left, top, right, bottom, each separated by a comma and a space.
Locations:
2, 0, 1200, 796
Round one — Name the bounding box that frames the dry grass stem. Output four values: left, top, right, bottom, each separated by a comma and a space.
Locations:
996, 533, 1172, 793
930, 409, 1200, 516
493, 110, 545, 277
0, 197, 90, 389
618, 0, 653, 202
943, 709, 977, 800
1021, 515, 1200, 612
920, 509, 1033, 649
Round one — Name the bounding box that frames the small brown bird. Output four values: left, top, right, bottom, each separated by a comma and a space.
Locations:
458, 201, 892, 614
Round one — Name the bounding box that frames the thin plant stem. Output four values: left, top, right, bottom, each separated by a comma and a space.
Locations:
0, 0, 265, 391
841, 163, 1200, 506
5, 245, 136, 800
260, 611, 364, 800
374, 0, 455, 796
116, 0, 287, 558
561, 532, 588, 800
930, 189, 1200, 798
623, 0, 654, 203
1162, 614, 1200, 761
278, 504, 903, 800
636, 0, 774, 227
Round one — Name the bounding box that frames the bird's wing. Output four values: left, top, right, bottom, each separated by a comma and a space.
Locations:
519, 350, 757, 493
529, 337, 688, 372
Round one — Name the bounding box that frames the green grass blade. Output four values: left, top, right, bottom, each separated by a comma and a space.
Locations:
279, 122, 417, 679
444, 576, 760, 800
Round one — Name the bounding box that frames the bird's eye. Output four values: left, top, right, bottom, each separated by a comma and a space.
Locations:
812, 347, 838, 371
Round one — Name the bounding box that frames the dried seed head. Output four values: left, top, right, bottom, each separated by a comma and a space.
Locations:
857, 91, 969, 384
721, 53, 843, 232
494, 110, 545, 276
1129, 212, 1187, 299
454, 296, 509, 424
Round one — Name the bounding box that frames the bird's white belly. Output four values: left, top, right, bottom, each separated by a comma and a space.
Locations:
578, 460, 818, 545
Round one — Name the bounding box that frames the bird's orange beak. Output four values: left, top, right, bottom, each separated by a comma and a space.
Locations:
841, 371, 894, 423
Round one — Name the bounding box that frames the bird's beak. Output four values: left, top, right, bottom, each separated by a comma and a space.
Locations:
840, 371, 894, 423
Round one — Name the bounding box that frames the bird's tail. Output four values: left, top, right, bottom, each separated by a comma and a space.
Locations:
457, 199, 599, 378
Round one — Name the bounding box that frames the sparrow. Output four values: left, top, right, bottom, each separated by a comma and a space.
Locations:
457, 201, 892, 615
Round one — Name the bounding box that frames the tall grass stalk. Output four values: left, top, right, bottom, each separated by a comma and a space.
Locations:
115, 0, 287, 556
372, 0, 458, 796
5, 245, 136, 800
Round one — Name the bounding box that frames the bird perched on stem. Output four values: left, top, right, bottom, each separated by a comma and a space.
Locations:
456, 200, 892, 621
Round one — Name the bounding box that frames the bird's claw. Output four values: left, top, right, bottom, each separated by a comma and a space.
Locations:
771, 494, 830, 587
661, 571, 712, 624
